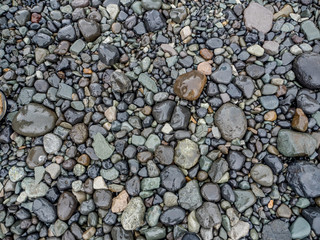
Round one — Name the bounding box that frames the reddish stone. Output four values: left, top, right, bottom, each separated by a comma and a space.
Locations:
31, 13, 41, 23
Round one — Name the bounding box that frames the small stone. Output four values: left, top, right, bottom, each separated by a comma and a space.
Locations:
138, 73, 158, 93
206, 38, 223, 49
200, 48, 213, 60
264, 111, 277, 121
57, 25, 76, 42
290, 217, 311, 239
110, 70, 132, 93
15, 9, 30, 26
262, 41, 279, 55
234, 76, 255, 99
250, 164, 273, 187
228, 220, 250, 240
43, 133, 62, 154
244, 2, 273, 34
98, 43, 120, 66
9, 166, 26, 183
152, 100, 176, 124
78, 19, 101, 42
160, 206, 185, 226
141, 0, 162, 10
273, 4, 293, 20
174, 139, 200, 169
292, 108, 308, 132
178, 180, 202, 211
92, 132, 115, 160
247, 44, 264, 57
93, 189, 112, 210
160, 165, 186, 192
70, 123, 88, 144
174, 70, 207, 101
106, 4, 120, 20
211, 63, 232, 84
57, 192, 78, 221
215, 103, 247, 141
121, 197, 146, 230
180, 26, 192, 40
301, 20, 320, 41
302, 207, 320, 235
276, 204, 292, 218
111, 190, 129, 213
195, 202, 221, 228
12, 103, 57, 137
277, 129, 317, 157
26, 146, 47, 169
234, 190, 256, 212
33, 198, 57, 224
170, 7, 187, 24
46, 163, 61, 179
201, 183, 221, 202
197, 62, 212, 75
170, 105, 191, 130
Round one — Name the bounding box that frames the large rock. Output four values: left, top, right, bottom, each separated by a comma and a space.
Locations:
293, 53, 320, 89
277, 129, 317, 157
121, 197, 146, 230
214, 103, 247, 141
302, 207, 320, 235
244, 2, 273, 34
174, 70, 207, 101
195, 202, 221, 228
286, 161, 320, 198
12, 103, 57, 137
33, 198, 57, 224
174, 139, 200, 169
262, 220, 292, 240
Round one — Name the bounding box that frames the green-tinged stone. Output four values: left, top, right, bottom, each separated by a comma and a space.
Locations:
100, 167, 119, 181
145, 134, 161, 152
57, 83, 73, 100
92, 132, 115, 160
22, 178, 49, 198
295, 198, 310, 208
277, 129, 317, 157
166, 56, 178, 67
132, 135, 146, 146
54, 219, 68, 237
144, 227, 166, 240
138, 73, 158, 93
301, 20, 320, 41
141, 177, 160, 191
178, 180, 202, 211
139, 191, 154, 198
199, 156, 212, 172
8, 166, 26, 182
146, 205, 161, 227
121, 197, 146, 230
17, 87, 35, 105
70, 39, 86, 55
289, 217, 311, 239
234, 190, 256, 213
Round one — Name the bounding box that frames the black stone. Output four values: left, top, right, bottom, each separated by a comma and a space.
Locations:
152, 100, 176, 124
32, 198, 57, 224
170, 105, 191, 130
160, 165, 186, 192
143, 10, 166, 32
98, 43, 120, 66
160, 206, 186, 226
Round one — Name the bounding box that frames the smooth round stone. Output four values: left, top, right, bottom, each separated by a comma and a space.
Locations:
121, 197, 146, 230
293, 53, 320, 89
9, 166, 26, 182
287, 161, 320, 198
260, 96, 279, 110
227, 150, 245, 171
98, 43, 120, 66
195, 202, 221, 228
174, 139, 200, 169
69, 123, 88, 144
93, 189, 112, 210
155, 145, 174, 165
173, 70, 207, 101
160, 206, 185, 226
211, 63, 232, 85
160, 165, 186, 192
26, 146, 47, 169
262, 220, 292, 240
302, 207, 320, 235
43, 133, 62, 154
141, 0, 162, 10
277, 129, 317, 157
290, 217, 311, 239
250, 164, 274, 187
33, 198, 57, 224
201, 183, 221, 202
12, 103, 57, 137
214, 103, 247, 141
144, 227, 166, 240
126, 175, 140, 196
78, 18, 101, 42
57, 192, 78, 221
276, 204, 292, 218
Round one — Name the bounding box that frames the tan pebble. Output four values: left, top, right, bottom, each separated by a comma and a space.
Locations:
264, 111, 277, 121
292, 108, 308, 132
111, 190, 129, 213
197, 62, 212, 75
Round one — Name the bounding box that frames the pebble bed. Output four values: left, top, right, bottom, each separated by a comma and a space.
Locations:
1, 0, 320, 239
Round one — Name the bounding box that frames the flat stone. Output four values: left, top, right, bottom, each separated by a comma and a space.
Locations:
26, 146, 47, 169
170, 105, 191, 130
174, 139, 200, 169
111, 190, 129, 213
211, 63, 232, 84
277, 129, 317, 157
228, 220, 250, 240
178, 180, 202, 211
234, 190, 256, 212
155, 145, 174, 165
301, 20, 320, 41
208, 158, 228, 183
206, 38, 223, 49
214, 103, 247, 141
286, 161, 320, 198
195, 202, 221, 228
33, 198, 57, 224
12, 103, 57, 137
121, 197, 146, 230
234, 76, 255, 99
290, 217, 311, 239
160, 206, 185, 226
244, 2, 273, 34
262, 220, 292, 240
292, 108, 308, 132
141, 0, 162, 10
43, 133, 62, 154
276, 204, 292, 218
138, 73, 158, 93
92, 132, 115, 160
70, 123, 88, 144
174, 70, 207, 101
293, 53, 320, 90
93, 189, 112, 210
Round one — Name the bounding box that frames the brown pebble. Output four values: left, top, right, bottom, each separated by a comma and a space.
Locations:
77, 154, 91, 166
111, 190, 129, 213
292, 108, 308, 132
111, 22, 122, 34
264, 110, 277, 121
142, 106, 152, 115
200, 48, 213, 60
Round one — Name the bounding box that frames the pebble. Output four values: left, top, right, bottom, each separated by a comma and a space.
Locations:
250, 164, 274, 187
160, 165, 186, 192
43, 133, 62, 154
32, 198, 57, 224
244, 2, 273, 34
292, 108, 308, 132
262, 220, 292, 240
234, 190, 256, 212
12, 103, 57, 137
110, 70, 132, 93
57, 192, 78, 221
174, 139, 200, 169
195, 202, 221, 228
160, 206, 186, 226
98, 43, 120, 66
302, 207, 320, 235
215, 103, 247, 141
174, 70, 207, 101
78, 19, 101, 42
178, 180, 203, 211
121, 197, 146, 230
92, 132, 115, 160
26, 146, 47, 169
144, 10, 166, 32
290, 217, 311, 239
69, 123, 89, 144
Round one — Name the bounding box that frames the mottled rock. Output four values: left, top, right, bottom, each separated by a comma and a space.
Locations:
178, 180, 202, 211
110, 70, 132, 93
121, 197, 146, 230
144, 10, 166, 32
215, 103, 247, 141
292, 108, 308, 132
69, 123, 88, 144
152, 100, 176, 124
174, 70, 207, 101
195, 202, 221, 228
160, 165, 186, 192
174, 139, 200, 169
170, 105, 191, 130
98, 43, 120, 66
26, 146, 47, 169
262, 220, 292, 240
250, 164, 273, 187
